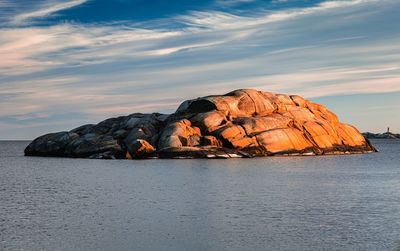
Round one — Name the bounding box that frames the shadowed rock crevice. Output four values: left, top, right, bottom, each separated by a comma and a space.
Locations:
25, 89, 376, 159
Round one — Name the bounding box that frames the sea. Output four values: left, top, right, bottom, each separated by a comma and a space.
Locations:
1, 139, 399, 251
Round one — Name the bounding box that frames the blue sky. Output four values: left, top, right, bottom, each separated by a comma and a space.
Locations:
0, 0, 399, 139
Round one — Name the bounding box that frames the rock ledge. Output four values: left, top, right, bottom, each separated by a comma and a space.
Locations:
25, 89, 376, 159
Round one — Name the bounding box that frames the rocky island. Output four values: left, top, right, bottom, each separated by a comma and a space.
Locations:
25, 89, 376, 159
363, 132, 400, 139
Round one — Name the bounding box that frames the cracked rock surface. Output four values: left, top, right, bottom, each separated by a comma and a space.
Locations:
25, 89, 376, 159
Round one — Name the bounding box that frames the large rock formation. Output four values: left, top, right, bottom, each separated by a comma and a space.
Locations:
25, 89, 376, 159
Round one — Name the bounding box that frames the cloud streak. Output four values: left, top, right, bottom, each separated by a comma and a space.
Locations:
1, 0, 399, 138
12, 0, 88, 25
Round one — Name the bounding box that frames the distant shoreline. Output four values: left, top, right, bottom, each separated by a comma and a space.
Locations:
363, 132, 400, 139
2, 133, 400, 141
1, 133, 400, 141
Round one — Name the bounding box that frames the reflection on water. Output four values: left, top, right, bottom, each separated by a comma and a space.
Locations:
1, 139, 399, 250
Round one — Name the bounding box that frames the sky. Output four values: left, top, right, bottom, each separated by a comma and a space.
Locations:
0, 0, 399, 140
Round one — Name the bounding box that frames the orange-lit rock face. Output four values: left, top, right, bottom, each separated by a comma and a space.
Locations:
158, 119, 202, 149
337, 123, 368, 147
25, 89, 375, 159
256, 128, 313, 154
233, 114, 292, 136
126, 139, 156, 159
187, 89, 277, 117
173, 89, 374, 156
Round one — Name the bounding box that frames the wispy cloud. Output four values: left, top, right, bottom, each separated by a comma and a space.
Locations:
1, 0, 400, 138
181, 0, 377, 30
11, 0, 89, 25
216, 0, 256, 8
0, 24, 182, 75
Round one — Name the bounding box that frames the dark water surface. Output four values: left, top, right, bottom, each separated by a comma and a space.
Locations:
1, 140, 399, 251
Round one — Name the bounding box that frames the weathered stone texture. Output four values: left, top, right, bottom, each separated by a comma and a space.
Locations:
25, 89, 375, 159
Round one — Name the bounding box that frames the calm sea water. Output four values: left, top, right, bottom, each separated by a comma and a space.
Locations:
1, 139, 399, 251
